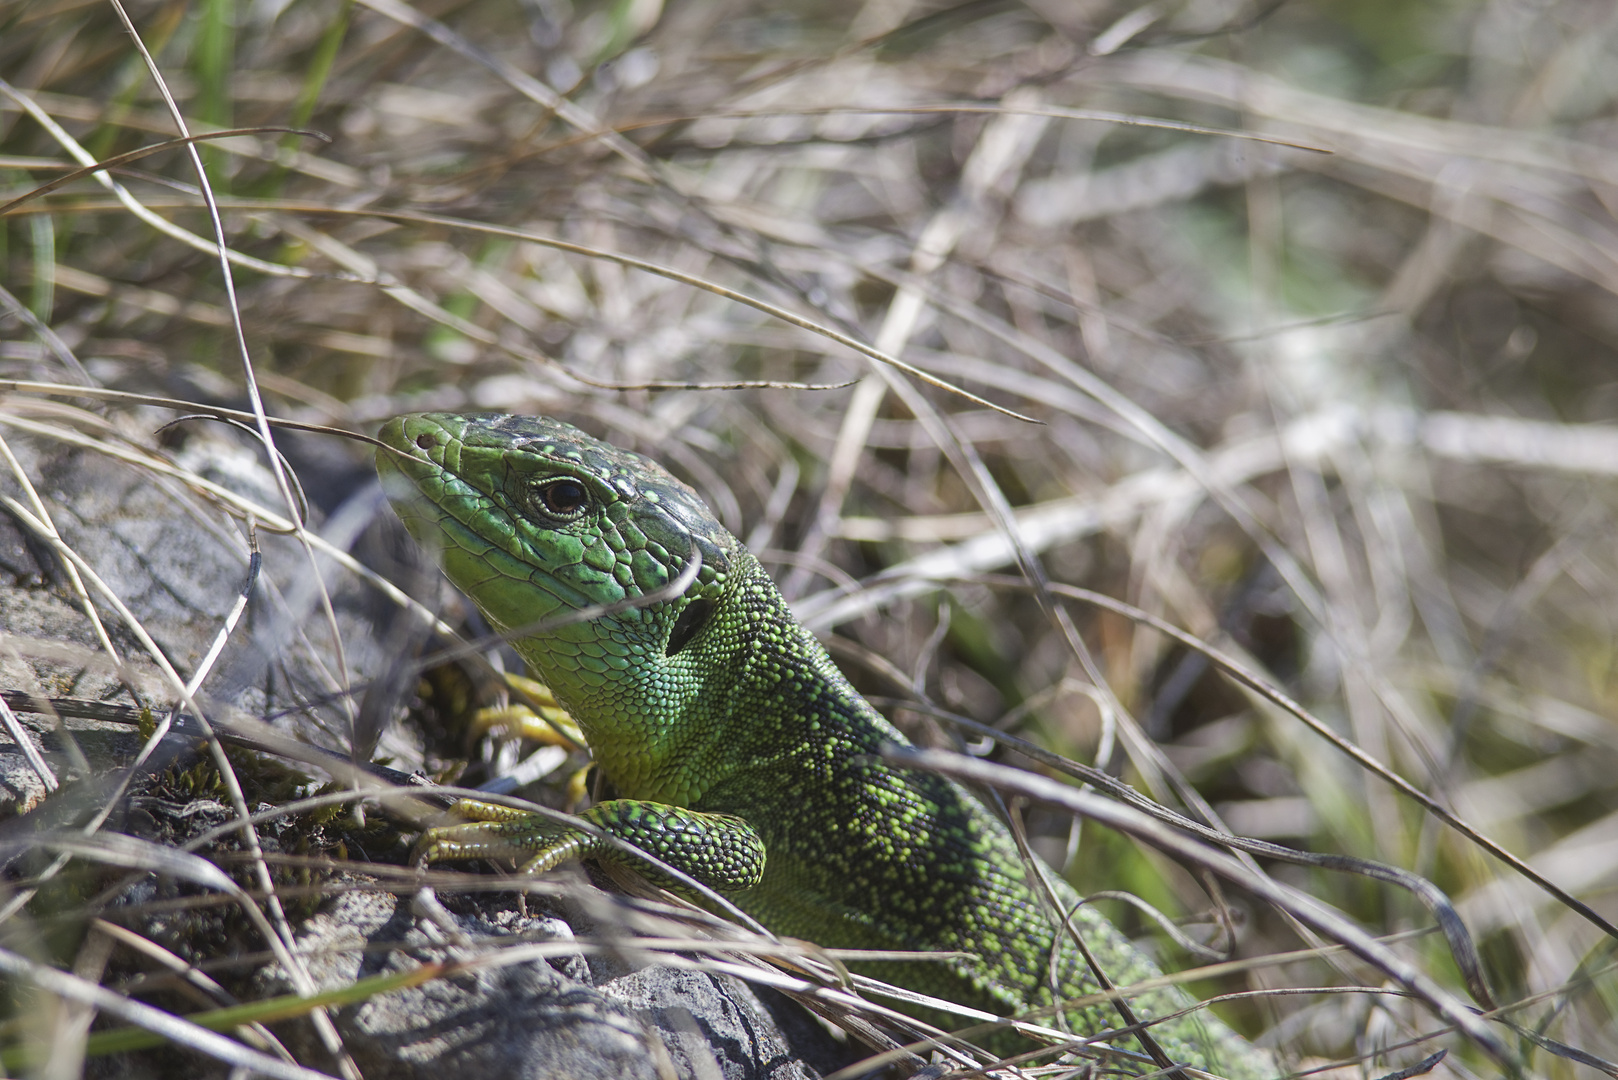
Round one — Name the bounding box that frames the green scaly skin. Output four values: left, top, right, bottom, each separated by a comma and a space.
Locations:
377, 412, 1273, 1077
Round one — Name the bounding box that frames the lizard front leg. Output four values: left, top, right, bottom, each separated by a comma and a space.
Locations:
416, 799, 766, 893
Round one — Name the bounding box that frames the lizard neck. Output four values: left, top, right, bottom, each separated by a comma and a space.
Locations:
515, 551, 884, 806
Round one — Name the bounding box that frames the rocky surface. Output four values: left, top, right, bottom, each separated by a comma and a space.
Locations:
261, 887, 831, 1080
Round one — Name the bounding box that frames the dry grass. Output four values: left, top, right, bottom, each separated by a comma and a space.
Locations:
4, 0, 1618, 1076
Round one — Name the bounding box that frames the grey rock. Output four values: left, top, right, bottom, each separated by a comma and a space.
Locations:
263, 887, 828, 1080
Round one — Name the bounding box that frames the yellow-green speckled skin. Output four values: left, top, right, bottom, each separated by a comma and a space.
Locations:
377, 412, 1272, 1077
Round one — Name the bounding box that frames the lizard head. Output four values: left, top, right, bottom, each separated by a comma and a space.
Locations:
376, 413, 739, 742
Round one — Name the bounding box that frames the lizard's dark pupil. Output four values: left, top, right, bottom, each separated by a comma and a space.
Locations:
539, 479, 586, 514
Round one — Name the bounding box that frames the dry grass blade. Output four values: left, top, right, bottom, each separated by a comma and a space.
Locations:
0, 126, 328, 217
27, 961, 447, 1065
662, 102, 1335, 153
0, 831, 240, 896
0, 948, 339, 1080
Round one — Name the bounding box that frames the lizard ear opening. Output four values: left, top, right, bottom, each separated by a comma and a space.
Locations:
665, 598, 714, 656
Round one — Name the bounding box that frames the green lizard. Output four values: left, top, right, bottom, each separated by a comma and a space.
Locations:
376, 412, 1274, 1077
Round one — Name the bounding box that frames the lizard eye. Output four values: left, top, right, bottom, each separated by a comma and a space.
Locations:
533, 478, 589, 517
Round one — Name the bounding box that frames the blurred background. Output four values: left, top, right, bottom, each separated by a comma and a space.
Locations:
4, 0, 1618, 1075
